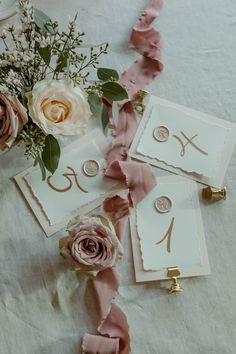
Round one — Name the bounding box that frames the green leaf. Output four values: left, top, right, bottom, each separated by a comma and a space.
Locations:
33, 157, 38, 167
59, 237, 68, 250
37, 45, 51, 66
101, 104, 109, 134
34, 8, 56, 34
34, 8, 51, 30
92, 214, 111, 229
67, 215, 82, 230
112, 102, 119, 127
97, 67, 119, 81
79, 269, 99, 277
55, 52, 68, 73
44, 23, 57, 35
34, 155, 46, 181
20, 90, 28, 108
101, 82, 128, 101
88, 93, 102, 118
42, 135, 61, 175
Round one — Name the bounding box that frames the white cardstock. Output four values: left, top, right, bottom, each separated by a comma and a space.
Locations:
130, 96, 236, 187
129, 175, 210, 282
24, 141, 115, 225
14, 129, 123, 237
137, 103, 229, 177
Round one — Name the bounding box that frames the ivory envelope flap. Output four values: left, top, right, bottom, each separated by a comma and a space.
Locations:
130, 95, 236, 188
129, 175, 210, 282
14, 129, 123, 237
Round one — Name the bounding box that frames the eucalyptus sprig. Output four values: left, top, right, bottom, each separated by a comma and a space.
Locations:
86, 68, 128, 132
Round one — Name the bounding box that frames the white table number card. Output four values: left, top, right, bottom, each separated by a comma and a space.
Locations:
130, 175, 210, 282
130, 96, 236, 187
15, 129, 122, 237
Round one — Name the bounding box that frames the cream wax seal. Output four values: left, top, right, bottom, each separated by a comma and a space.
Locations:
153, 126, 170, 142
155, 196, 172, 213
82, 160, 100, 177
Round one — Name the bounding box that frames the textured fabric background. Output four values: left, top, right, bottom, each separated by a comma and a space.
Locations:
0, 1, 236, 353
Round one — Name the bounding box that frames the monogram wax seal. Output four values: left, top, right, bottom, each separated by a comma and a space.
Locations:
153, 126, 170, 142
155, 196, 172, 213
82, 160, 100, 177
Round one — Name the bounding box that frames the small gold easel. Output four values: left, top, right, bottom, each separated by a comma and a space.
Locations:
167, 266, 184, 294
133, 90, 149, 115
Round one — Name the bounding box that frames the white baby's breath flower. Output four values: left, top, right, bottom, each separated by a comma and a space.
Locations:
0, 57, 9, 67
68, 21, 77, 33
40, 35, 51, 48
14, 25, 24, 36
0, 31, 6, 39
4, 24, 15, 33
0, 85, 9, 94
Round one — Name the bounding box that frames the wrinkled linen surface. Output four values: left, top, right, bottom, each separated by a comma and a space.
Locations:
0, 0, 236, 353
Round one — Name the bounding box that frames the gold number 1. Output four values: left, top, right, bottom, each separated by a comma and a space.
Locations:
155, 217, 175, 253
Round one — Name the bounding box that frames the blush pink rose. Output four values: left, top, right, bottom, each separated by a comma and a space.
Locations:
0, 93, 28, 149
60, 216, 123, 275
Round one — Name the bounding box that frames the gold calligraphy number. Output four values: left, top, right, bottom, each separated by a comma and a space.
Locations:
173, 131, 208, 157
155, 217, 175, 253
47, 166, 88, 193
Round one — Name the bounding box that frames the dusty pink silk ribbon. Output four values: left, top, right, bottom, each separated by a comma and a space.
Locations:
82, 1, 164, 353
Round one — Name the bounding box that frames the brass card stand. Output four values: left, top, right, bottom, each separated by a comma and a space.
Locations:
202, 186, 227, 202
133, 90, 149, 115
167, 266, 183, 294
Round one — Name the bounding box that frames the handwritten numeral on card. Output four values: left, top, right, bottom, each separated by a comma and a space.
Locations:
173, 131, 208, 157
155, 217, 175, 253
47, 166, 88, 193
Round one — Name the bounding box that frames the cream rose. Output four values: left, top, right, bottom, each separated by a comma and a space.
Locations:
0, 93, 28, 150
26, 79, 91, 135
60, 216, 123, 276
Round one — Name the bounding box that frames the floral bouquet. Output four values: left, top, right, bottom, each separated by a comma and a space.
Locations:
0, 0, 127, 179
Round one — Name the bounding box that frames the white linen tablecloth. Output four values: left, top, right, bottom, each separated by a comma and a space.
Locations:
0, 1, 236, 353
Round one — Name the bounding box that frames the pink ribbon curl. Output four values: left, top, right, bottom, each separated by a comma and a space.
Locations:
82, 1, 164, 353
